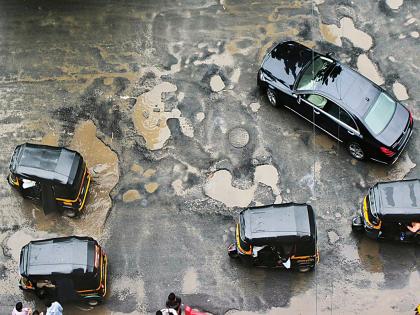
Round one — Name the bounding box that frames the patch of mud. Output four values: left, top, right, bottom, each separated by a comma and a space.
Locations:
131, 163, 144, 174
392, 81, 409, 100
70, 120, 119, 239
357, 54, 384, 85
182, 267, 199, 294
193, 51, 234, 68
195, 112, 205, 122
404, 17, 416, 26
204, 169, 254, 207
320, 17, 373, 50
172, 179, 185, 196
386, 0, 404, 10
123, 190, 142, 203
327, 230, 340, 244
249, 102, 260, 113
410, 31, 419, 38
254, 165, 280, 195
204, 165, 281, 208
314, 133, 335, 151
132, 82, 177, 150
210, 75, 225, 92
145, 182, 159, 193
41, 132, 59, 146
320, 23, 341, 46
132, 82, 194, 150
143, 169, 156, 178
227, 38, 256, 57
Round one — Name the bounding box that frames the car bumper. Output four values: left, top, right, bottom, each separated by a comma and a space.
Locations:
371, 127, 413, 165
359, 208, 381, 239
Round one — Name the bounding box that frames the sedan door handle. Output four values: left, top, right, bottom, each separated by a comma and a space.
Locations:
313, 109, 320, 115
347, 130, 355, 135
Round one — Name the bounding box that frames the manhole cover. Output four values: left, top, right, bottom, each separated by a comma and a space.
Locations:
228, 127, 250, 148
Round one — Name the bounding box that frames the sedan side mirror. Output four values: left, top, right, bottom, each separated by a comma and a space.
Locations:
296, 94, 301, 104
326, 52, 335, 59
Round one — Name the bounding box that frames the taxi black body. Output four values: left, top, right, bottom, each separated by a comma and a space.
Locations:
228, 203, 319, 272
19, 236, 108, 306
7, 143, 91, 217
352, 179, 420, 243
257, 41, 413, 164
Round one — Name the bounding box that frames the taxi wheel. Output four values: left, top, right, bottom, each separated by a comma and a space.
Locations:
64, 209, 77, 218
351, 216, 364, 233
87, 299, 101, 307
228, 243, 239, 259
298, 265, 314, 273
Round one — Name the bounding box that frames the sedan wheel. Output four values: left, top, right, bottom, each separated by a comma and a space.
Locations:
266, 88, 278, 107
347, 142, 365, 160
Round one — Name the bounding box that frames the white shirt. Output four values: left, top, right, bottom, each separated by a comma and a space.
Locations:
11, 308, 30, 315
46, 302, 63, 315
160, 308, 178, 315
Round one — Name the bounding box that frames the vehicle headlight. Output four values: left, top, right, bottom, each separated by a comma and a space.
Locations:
259, 70, 264, 81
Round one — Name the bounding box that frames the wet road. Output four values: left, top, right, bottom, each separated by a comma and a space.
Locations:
0, 0, 419, 314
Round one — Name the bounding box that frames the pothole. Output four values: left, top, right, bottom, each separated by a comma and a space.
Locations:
228, 127, 249, 148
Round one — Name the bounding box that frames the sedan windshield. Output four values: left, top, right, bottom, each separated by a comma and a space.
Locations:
364, 92, 396, 134
296, 56, 333, 90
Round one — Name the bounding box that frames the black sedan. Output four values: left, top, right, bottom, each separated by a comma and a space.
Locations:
257, 41, 413, 164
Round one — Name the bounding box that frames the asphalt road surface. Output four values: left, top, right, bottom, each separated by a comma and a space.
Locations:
0, 0, 418, 314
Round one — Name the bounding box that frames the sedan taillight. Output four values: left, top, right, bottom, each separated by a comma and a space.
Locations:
409, 111, 413, 125
380, 146, 396, 157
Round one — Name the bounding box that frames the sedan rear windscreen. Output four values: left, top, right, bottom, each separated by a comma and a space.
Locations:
364, 92, 396, 134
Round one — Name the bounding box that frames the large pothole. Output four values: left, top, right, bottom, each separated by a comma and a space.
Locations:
70, 120, 120, 239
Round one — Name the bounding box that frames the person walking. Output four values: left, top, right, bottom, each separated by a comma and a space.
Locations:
166, 292, 182, 314
12, 302, 32, 315
45, 301, 63, 315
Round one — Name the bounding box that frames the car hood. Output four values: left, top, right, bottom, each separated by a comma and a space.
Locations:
376, 103, 409, 147
261, 41, 315, 90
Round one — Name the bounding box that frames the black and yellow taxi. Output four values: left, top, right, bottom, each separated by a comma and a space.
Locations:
228, 203, 319, 272
352, 179, 420, 243
19, 236, 108, 306
7, 143, 91, 217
